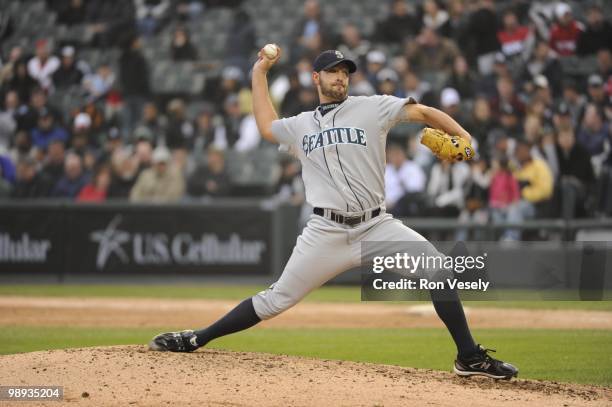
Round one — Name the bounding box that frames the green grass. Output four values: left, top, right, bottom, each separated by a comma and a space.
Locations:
1, 326, 610, 386
1, 284, 611, 310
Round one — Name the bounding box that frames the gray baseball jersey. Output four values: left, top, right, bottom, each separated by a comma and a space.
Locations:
253, 95, 440, 321
271, 95, 416, 212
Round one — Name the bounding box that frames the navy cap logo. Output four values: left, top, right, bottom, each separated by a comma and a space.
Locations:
335, 51, 344, 59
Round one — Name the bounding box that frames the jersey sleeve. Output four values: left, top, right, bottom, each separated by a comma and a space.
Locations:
270, 116, 299, 147
375, 95, 417, 131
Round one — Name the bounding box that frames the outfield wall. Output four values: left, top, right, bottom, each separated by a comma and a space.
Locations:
1, 202, 611, 294
0, 200, 300, 280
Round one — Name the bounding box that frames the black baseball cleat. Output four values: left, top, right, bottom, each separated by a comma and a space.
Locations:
453, 345, 518, 380
148, 330, 200, 352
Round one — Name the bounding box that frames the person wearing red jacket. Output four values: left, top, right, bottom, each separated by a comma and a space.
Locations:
497, 10, 533, 61
548, 3, 584, 57
76, 165, 111, 202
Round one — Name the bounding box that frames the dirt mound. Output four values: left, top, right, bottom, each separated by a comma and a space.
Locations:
1, 346, 610, 406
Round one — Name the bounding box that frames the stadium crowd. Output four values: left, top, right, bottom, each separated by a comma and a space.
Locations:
0, 0, 611, 231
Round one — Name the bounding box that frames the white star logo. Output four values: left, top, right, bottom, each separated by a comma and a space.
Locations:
90, 216, 130, 270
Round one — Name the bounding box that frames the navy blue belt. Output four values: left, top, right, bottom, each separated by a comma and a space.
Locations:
313, 207, 381, 226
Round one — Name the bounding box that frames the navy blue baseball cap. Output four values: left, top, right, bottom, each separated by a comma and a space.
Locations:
313, 50, 357, 73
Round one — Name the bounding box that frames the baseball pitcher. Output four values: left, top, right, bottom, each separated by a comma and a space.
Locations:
150, 47, 518, 380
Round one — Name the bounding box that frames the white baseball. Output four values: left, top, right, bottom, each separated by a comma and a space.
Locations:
262, 44, 279, 59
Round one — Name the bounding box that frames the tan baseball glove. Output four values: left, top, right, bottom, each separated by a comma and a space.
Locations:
420, 128, 474, 162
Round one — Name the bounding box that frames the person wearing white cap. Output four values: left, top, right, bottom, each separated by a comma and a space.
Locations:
365, 50, 386, 86
440, 87, 462, 121
129, 146, 185, 202
548, 2, 584, 56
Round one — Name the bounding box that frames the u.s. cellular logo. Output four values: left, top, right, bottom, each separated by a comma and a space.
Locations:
90, 216, 266, 269
0, 233, 51, 262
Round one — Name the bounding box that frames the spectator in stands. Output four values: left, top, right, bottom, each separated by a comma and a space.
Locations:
52, 46, 85, 89
561, 79, 586, 126
98, 126, 123, 163
421, 0, 450, 37
129, 146, 184, 202
51, 152, 88, 198
218, 94, 244, 149
385, 141, 426, 217
31, 108, 69, 151
466, 97, 497, 155
498, 103, 523, 141
7, 59, 37, 105
77, 164, 111, 202
376, 68, 400, 96
548, 3, 583, 57
375, 0, 419, 45
511, 140, 554, 231
107, 147, 139, 199
406, 27, 459, 75
445, 0, 469, 46
57, 0, 86, 25
491, 75, 524, 117
577, 104, 609, 173
0, 164, 10, 198
12, 156, 51, 198
426, 160, 470, 217
27, 39, 60, 92
40, 139, 66, 186
488, 155, 520, 239
68, 112, 94, 156
347, 69, 375, 97
555, 126, 595, 219
337, 23, 371, 65
165, 98, 194, 150
457, 158, 490, 240
82, 63, 115, 100
464, 0, 499, 75
187, 147, 230, 198
400, 71, 435, 105
19, 88, 60, 132
134, 136, 153, 173
596, 49, 612, 78
0, 153, 15, 185
274, 155, 305, 205
552, 102, 574, 133
523, 40, 563, 98
530, 75, 554, 113
8, 130, 32, 166
497, 9, 533, 63
576, 3, 612, 56
135, 0, 170, 37
86, 0, 136, 47
447, 55, 475, 99
0, 46, 23, 84
138, 102, 166, 144
586, 74, 608, 111
529, 0, 558, 41
209, 66, 243, 111
225, 9, 256, 75
364, 50, 386, 89
171, 26, 198, 61
119, 35, 150, 134
192, 106, 223, 154
290, 0, 330, 63
0, 91, 19, 150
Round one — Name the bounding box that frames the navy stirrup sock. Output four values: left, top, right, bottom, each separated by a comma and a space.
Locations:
429, 288, 477, 358
194, 297, 261, 347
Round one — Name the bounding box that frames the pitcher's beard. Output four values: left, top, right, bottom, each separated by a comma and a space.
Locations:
320, 82, 348, 101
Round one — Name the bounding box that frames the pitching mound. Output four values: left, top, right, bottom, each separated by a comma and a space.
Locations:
2, 346, 610, 406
